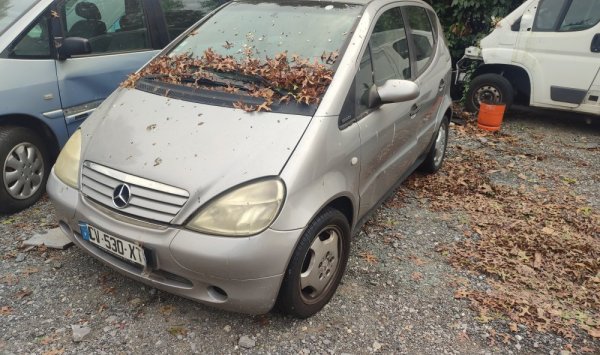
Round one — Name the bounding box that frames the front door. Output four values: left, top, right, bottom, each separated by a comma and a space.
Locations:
52, 0, 159, 135
355, 6, 420, 216
516, 0, 600, 108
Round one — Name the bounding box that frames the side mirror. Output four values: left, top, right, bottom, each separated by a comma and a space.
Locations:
57, 37, 92, 60
368, 80, 420, 108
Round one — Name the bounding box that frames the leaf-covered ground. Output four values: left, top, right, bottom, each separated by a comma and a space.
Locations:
408, 107, 599, 351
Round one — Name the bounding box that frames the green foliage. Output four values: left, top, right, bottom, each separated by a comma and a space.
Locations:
425, 0, 524, 61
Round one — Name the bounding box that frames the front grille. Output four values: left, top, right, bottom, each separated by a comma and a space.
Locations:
81, 162, 189, 223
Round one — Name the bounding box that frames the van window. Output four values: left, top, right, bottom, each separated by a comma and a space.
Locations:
533, 0, 567, 31
11, 15, 51, 58
0, 0, 38, 34
559, 0, 600, 31
159, 0, 225, 41
60, 0, 151, 54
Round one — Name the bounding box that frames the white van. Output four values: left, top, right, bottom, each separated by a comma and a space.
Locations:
456, 0, 600, 116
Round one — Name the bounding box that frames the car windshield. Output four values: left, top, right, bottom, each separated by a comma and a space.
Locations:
0, 0, 39, 35
128, 0, 363, 113
169, 0, 362, 63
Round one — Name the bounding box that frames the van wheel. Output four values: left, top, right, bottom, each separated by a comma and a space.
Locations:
0, 126, 50, 214
419, 117, 449, 174
465, 73, 514, 112
277, 207, 350, 318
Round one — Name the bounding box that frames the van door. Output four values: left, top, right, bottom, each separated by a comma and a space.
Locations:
515, 0, 600, 109
52, 0, 159, 135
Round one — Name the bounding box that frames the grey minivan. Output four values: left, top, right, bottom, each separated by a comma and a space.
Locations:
0, 0, 224, 213
48, 0, 452, 317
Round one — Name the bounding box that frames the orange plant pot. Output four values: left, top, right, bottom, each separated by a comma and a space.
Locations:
477, 103, 506, 132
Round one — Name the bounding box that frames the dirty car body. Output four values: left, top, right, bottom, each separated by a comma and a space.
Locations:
48, 0, 452, 317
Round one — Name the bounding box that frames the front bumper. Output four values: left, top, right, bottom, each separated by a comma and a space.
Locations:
47, 169, 302, 315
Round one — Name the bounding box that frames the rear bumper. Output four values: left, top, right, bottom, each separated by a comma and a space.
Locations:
47, 169, 302, 314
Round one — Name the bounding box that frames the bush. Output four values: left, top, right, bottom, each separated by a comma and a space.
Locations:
425, 0, 523, 62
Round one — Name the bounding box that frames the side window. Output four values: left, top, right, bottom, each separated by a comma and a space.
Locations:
405, 6, 435, 75
370, 7, 411, 85
159, 0, 225, 41
533, 0, 567, 31
60, 0, 150, 54
559, 0, 600, 31
11, 15, 51, 58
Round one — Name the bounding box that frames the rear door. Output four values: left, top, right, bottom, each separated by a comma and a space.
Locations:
403, 5, 446, 154
53, 0, 159, 135
515, 0, 600, 108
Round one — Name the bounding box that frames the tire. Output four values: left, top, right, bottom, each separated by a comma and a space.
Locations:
0, 126, 50, 214
419, 117, 449, 174
277, 207, 351, 318
465, 73, 514, 113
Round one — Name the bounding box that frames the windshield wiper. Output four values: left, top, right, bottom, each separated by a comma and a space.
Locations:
206, 70, 292, 97
142, 73, 251, 92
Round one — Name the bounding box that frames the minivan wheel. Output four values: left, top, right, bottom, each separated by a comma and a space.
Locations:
419, 117, 449, 174
465, 73, 514, 112
277, 207, 350, 318
0, 126, 50, 214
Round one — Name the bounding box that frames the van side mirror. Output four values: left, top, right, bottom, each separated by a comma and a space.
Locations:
368, 80, 420, 108
58, 37, 92, 60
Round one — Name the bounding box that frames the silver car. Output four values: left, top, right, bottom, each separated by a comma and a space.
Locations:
48, 0, 452, 318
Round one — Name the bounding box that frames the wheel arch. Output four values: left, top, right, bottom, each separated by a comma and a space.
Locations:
0, 114, 61, 160
474, 64, 532, 103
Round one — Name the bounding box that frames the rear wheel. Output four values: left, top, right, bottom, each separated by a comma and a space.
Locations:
465, 73, 514, 112
277, 207, 350, 318
419, 117, 449, 174
0, 126, 50, 214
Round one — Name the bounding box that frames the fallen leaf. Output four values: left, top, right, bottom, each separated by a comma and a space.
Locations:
1, 306, 12, 315
533, 252, 542, 269
359, 252, 378, 264
587, 328, 600, 338
15, 288, 32, 299
411, 272, 423, 282
160, 305, 175, 316
167, 326, 187, 337
509, 322, 518, 332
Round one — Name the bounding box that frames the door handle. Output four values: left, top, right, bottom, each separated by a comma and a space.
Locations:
592, 34, 600, 53
438, 79, 446, 92
410, 104, 420, 119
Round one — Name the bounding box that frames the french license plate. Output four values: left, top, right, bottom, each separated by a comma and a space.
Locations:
79, 223, 146, 267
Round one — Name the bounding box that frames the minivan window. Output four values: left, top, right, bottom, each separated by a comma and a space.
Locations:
169, 1, 362, 64
60, 0, 150, 53
0, 0, 39, 34
11, 13, 50, 57
405, 6, 435, 75
370, 7, 411, 84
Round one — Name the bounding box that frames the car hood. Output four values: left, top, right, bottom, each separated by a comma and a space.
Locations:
81, 89, 311, 222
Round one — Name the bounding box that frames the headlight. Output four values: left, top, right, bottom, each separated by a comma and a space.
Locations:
187, 179, 285, 236
54, 130, 82, 189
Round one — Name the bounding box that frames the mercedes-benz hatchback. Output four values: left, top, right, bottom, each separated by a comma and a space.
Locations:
48, 0, 452, 317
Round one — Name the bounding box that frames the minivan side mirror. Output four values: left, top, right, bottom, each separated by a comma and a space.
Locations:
368, 80, 420, 108
57, 37, 92, 60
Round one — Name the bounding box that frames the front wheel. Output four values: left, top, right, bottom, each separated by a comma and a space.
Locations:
0, 126, 50, 214
277, 207, 351, 318
465, 73, 514, 113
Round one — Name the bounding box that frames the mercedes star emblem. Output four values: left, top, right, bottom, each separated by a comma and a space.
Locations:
112, 184, 131, 209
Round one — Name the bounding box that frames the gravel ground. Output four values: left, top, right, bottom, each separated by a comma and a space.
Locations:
1, 107, 598, 354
